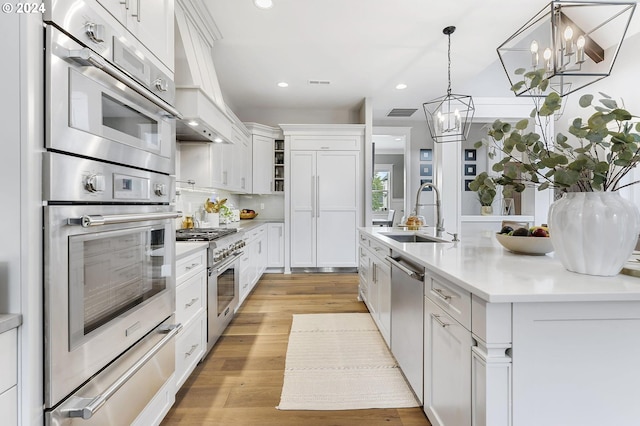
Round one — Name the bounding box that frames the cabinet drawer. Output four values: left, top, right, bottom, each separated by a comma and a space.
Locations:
290, 135, 361, 151
175, 314, 206, 390
0, 386, 17, 426
176, 249, 207, 283
427, 273, 471, 330
0, 329, 17, 393
369, 239, 391, 260
175, 272, 206, 326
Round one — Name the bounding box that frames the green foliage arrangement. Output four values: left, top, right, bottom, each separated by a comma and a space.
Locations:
468, 172, 497, 206
474, 68, 640, 194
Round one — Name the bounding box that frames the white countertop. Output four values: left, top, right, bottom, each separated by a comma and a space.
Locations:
176, 241, 209, 259
0, 314, 22, 334
361, 227, 640, 303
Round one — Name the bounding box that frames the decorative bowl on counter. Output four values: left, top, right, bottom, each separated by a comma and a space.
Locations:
240, 211, 258, 220
495, 233, 554, 255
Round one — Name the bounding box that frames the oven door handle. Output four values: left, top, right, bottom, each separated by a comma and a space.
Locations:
68, 212, 182, 228
63, 323, 182, 420
66, 47, 183, 119
216, 252, 243, 273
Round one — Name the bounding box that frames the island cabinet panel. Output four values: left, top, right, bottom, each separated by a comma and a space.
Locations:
424, 297, 472, 426
511, 301, 640, 426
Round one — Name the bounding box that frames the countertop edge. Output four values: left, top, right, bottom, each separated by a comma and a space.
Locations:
360, 227, 640, 304
176, 241, 209, 259
0, 314, 23, 334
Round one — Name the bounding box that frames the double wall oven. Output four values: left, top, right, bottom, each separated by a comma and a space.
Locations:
43, 1, 181, 424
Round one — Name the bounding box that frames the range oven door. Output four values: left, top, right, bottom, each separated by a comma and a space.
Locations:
206, 253, 241, 354
44, 204, 178, 408
46, 25, 178, 175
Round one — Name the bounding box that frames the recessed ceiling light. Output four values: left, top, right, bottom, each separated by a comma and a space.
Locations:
277, 82, 289, 88
188, 120, 199, 126
254, 0, 273, 9
213, 137, 223, 143
395, 83, 407, 90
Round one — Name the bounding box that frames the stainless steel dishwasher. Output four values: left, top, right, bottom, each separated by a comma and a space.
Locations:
388, 253, 425, 404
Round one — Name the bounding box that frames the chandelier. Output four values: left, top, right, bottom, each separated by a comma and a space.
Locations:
497, 1, 636, 97
423, 26, 475, 143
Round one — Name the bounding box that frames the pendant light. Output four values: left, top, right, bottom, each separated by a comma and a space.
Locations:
423, 26, 475, 143
497, 1, 636, 97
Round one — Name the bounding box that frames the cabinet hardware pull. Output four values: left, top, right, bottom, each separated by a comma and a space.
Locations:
131, 0, 141, 22
432, 314, 451, 328
433, 288, 452, 302
185, 263, 199, 270
185, 344, 198, 357
316, 176, 320, 217
184, 298, 198, 308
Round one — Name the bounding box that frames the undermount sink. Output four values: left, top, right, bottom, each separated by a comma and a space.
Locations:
379, 232, 448, 243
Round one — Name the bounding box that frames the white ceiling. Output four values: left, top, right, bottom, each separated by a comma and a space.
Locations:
203, 0, 639, 123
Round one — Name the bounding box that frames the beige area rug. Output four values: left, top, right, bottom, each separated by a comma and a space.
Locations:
276, 313, 419, 410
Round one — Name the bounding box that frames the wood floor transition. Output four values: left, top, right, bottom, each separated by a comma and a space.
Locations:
161, 273, 431, 426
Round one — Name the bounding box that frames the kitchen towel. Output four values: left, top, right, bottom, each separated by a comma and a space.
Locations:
276, 313, 419, 410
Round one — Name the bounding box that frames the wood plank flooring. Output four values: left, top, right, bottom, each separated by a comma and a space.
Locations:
162, 273, 431, 426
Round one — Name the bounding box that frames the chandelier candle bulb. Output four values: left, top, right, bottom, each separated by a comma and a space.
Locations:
576, 35, 586, 63
543, 48, 553, 72
530, 40, 539, 67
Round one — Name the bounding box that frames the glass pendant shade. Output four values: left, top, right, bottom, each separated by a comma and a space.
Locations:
497, 1, 636, 97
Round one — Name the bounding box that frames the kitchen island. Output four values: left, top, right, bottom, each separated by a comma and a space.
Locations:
359, 226, 640, 426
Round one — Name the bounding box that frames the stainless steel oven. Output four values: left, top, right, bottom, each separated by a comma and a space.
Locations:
43, 153, 182, 418
176, 229, 245, 355
45, 11, 180, 174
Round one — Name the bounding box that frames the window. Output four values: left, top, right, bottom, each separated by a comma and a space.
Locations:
372, 166, 392, 212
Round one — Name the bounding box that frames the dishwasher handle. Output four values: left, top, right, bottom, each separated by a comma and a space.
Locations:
386, 256, 425, 281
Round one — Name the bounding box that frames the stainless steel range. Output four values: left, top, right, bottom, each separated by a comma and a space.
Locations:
176, 228, 246, 355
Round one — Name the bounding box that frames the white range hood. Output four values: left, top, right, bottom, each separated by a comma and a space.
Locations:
174, 0, 233, 143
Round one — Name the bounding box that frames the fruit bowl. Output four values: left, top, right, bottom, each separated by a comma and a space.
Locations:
495, 233, 554, 255
240, 212, 258, 220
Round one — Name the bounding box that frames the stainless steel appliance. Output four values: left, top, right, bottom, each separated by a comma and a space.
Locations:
43, 1, 181, 423
176, 228, 245, 354
388, 253, 425, 404
44, 1, 180, 175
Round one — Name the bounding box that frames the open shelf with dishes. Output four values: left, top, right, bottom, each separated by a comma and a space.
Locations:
274, 139, 284, 192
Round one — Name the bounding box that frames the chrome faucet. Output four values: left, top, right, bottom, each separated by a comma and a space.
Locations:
414, 182, 444, 236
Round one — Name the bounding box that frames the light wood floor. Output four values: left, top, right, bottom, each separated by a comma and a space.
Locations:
162, 273, 431, 426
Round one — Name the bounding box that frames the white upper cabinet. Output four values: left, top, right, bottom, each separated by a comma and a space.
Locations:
96, 0, 174, 71
246, 123, 281, 195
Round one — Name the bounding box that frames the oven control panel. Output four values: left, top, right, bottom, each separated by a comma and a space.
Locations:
212, 239, 246, 263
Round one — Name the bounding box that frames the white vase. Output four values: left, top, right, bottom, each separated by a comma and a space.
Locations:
480, 205, 493, 216
205, 212, 219, 227
548, 192, 640, 276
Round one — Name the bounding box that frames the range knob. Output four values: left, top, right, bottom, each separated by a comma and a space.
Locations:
153, 78, 168, 92
84, 174, 105, 193
154, 183, 166, 196
214, 253, 223, 262
85, 22, 105, 44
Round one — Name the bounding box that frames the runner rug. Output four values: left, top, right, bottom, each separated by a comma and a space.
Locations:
276, 313, 419, 410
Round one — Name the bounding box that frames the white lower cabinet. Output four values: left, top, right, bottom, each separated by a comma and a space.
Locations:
131, 373, 175, 426
239, 224, 268, 306
267, 222, 284, 268
173, 246, 207, 393
358, 232, 391, 346
0, 328, 17, 426
424, 297, 473, 426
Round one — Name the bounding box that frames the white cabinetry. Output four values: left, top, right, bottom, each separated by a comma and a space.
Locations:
95, 0, 174, 70
267, 223, 284, 268
246, 123, 281, 194
239, 225, 268, 306
357, 232, 391, 346
174, 246, 207, 391
424, 297, 472, 426
0, 328, 17, 426
284, 124, 363, 270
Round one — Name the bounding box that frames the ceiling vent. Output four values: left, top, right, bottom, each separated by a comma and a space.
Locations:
308, 80, 331, 85
387, 108, 418, 117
